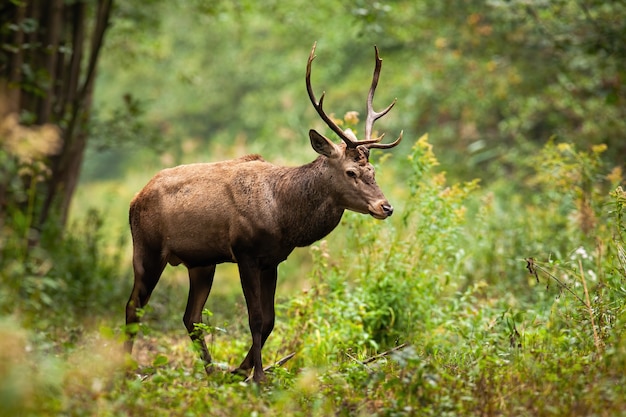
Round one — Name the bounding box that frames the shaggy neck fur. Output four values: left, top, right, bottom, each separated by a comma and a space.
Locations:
273, 156, 345, 248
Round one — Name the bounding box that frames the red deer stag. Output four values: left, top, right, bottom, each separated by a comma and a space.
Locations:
124, 42, 402, 383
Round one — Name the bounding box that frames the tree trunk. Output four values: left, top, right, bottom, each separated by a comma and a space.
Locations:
0, 0, 113, 233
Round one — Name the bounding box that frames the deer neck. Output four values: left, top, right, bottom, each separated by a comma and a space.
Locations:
275, 157, 344, 247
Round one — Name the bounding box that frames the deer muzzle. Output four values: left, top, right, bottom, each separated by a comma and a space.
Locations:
369, 200, 394, 219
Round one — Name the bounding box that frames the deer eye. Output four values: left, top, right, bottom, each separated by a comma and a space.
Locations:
346, 169, 358, 179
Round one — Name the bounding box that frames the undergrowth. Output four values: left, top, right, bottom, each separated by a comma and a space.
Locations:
1, 137, 625, 416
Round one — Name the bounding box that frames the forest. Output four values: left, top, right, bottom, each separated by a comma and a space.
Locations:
1, 0, 625, 415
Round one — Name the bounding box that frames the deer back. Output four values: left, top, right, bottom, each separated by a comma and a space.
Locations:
129, 154, 347, 267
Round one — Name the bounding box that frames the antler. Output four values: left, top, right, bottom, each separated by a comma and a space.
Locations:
306, 42, 401, 149
364, 46, 403, 149
306, 42, 369, 148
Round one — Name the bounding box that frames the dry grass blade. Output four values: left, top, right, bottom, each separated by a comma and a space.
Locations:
362, 343, 409, 365
525, 258, 587, 307
579, 259, 603, 355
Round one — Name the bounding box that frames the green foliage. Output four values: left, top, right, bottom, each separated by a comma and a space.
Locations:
2, 1, 626, 415
84, 0, 625, 186
2, 136, 626, 416
0, 161, 129, 327
83, 94, 165, 181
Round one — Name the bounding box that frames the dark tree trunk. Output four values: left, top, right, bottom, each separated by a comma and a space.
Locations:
0, 0, 113, 233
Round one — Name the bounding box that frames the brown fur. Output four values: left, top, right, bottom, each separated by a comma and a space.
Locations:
125, 44, 401, 383
124, 134, 395, 383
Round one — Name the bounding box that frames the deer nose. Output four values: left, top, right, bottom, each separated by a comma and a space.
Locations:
382, 203, 394, 217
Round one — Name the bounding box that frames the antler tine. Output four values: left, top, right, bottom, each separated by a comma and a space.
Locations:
306, 42, 357, 148
367, 130, 403, 149
364, 46, 400, 149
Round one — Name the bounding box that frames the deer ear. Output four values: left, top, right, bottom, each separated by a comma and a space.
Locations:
309, 129, 340, 158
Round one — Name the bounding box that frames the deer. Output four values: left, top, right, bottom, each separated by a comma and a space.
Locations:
124, 42, 403, 383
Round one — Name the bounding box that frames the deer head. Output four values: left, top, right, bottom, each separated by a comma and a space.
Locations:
306, 42, 402, 219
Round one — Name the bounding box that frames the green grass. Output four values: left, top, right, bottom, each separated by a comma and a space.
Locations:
1, 138, 625, 416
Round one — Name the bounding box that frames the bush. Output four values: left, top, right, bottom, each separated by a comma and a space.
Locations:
281, 135, 478, 360
0, 181, 129, 331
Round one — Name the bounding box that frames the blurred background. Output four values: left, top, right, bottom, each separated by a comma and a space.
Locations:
86, 0, 625, 246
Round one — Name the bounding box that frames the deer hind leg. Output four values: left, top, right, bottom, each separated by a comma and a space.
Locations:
124, 247, 166, 354
183, 265, 216, 374
234, 265, 278, 382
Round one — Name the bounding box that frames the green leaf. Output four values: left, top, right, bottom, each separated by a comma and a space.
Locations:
152, 354, 169, 367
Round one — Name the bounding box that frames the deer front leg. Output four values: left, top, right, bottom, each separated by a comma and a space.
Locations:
234, 267, 278, 378
183, 265, 216, 373
233, 257, 266, 382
